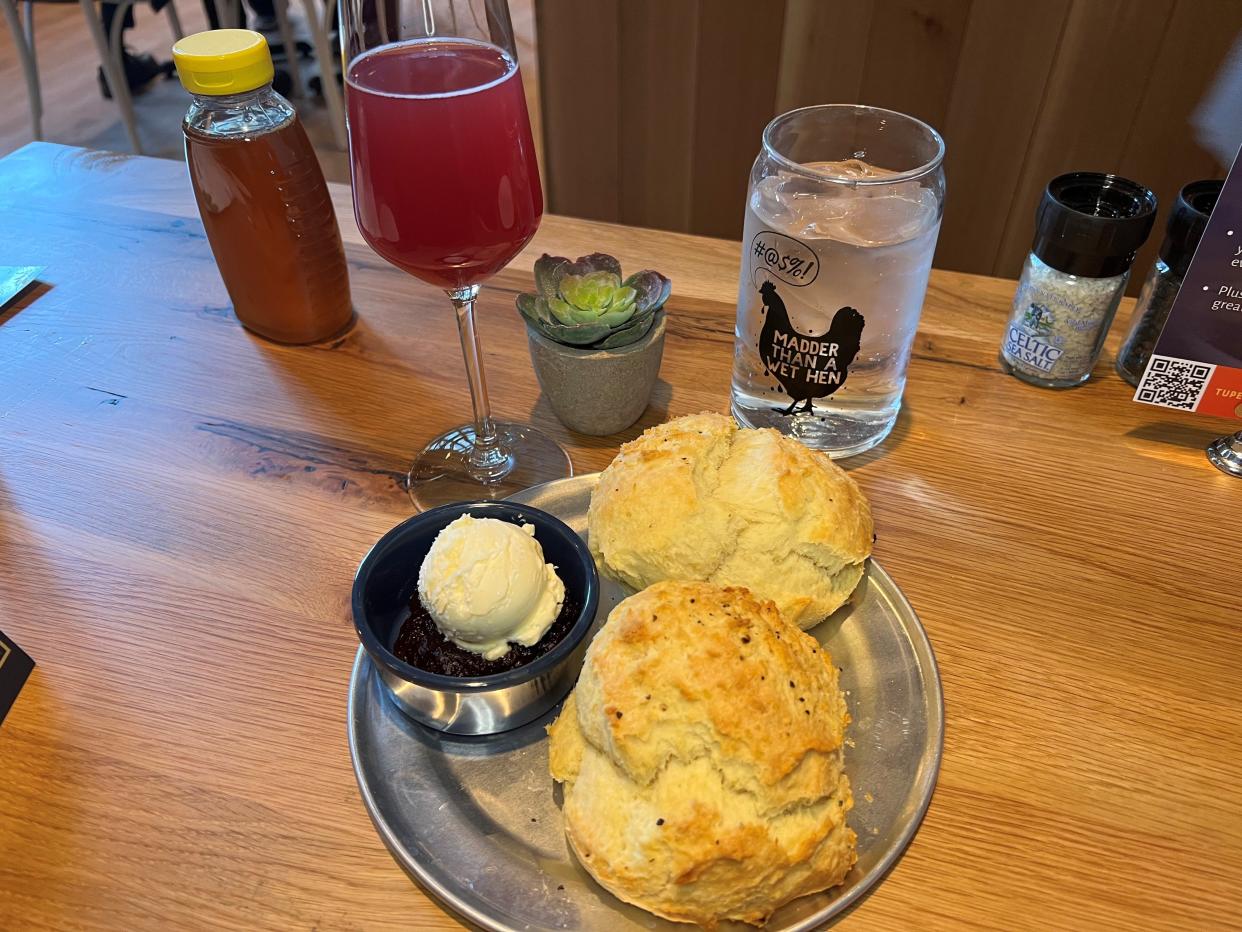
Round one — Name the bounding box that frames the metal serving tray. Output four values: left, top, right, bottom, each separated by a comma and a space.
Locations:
349, 473, 943, 930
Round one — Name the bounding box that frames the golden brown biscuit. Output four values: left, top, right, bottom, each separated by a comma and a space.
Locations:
587, 413, 873, 628
548, 581, 856, 927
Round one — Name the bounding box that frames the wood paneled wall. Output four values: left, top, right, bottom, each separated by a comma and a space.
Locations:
535, 0, 1241, 291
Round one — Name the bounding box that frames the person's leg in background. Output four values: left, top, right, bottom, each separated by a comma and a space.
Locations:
244, 0, 295, 94
201, 0, 222, 28
97, 1, 170, 99
198, 0, 279, 38
199, 0, 257, 30
247, 0, 275, 32
181, 0, 294, 94
360, 0, 399, 47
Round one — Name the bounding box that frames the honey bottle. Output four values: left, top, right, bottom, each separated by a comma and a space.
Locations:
173, 29, 353, 344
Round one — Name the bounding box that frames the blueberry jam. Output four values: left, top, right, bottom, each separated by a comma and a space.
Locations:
391, 589, 582, 678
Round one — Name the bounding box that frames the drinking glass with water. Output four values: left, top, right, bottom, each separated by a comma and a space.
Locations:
732, 105, 945, 457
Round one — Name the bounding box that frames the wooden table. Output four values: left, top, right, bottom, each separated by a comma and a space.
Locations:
0, 142, 1238, 930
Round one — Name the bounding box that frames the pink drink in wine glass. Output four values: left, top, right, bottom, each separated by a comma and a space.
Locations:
346, 38, 543, 290
343, 5, 570, 510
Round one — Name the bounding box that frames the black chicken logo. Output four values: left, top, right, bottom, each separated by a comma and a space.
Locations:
758, 279, 864, 415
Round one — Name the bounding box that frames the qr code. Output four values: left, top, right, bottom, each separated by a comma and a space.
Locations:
1134, 355, 1215, 411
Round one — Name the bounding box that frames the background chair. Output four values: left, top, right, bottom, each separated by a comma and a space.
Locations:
299, 0, 344, 148
197, 0, 346, 147
2, 0, 185, 152
200, 0, 301, 101
2, 0, 347, 153
206, 0, 347, 147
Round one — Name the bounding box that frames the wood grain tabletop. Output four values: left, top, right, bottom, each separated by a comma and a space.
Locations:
0, 142, 1239, 931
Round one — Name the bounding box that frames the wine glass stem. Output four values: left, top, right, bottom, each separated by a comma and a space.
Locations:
448, 285, 513, 482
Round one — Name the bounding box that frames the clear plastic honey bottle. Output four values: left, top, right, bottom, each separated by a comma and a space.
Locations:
173, 29, 353, 344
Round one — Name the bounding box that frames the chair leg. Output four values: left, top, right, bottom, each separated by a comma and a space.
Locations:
1, 0, 42, 141
375, 0, 387, 43
108, 0, 134, 64
301, 0, 346, 148
272, 0, 303, 98
165, 0, 184, 40
21, 1, 42, 137
79, 0, 142, 153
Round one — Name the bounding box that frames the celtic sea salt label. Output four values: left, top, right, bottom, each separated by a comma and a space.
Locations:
999, 172, 1156, 388
1003, 255, 1128, 381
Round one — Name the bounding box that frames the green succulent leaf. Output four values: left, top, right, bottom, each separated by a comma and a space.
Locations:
539, 319, 614, 345
517, 252, 670, 349
565, 253, 622, 280
546, 296, 581, 326
595, 312, 657, 349
624, 270, 672, 314
533, 254, 571, 301
596, 295, 637, 327
621, 304, 654, 330
566, 306, 605, 325
516, 292, 542, 325
559, 271, 622, 312
607, 286, 637, 310
533, 297, 559, 325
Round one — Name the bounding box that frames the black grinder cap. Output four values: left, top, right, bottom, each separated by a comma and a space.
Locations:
1159, 179, 1223, 279
1031, 172, 1158, 278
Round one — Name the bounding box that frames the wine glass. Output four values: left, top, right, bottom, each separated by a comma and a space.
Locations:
340, 0, 571, 509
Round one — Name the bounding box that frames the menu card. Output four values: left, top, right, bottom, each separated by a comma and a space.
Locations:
0, 629, 34, 725
1134, 148, 1242, 419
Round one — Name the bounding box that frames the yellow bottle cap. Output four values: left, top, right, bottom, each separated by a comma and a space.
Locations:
173, 29, 274, 96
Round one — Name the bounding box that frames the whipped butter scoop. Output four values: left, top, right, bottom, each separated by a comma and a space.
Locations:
417, 515, 566, 659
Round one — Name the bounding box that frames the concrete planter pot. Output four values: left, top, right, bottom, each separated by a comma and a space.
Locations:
525, 313, 666, 436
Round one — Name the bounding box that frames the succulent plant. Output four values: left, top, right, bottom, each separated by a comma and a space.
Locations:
517, 253, 671, 350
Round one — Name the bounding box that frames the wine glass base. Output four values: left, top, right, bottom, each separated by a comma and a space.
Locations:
407, 422, 573, 511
